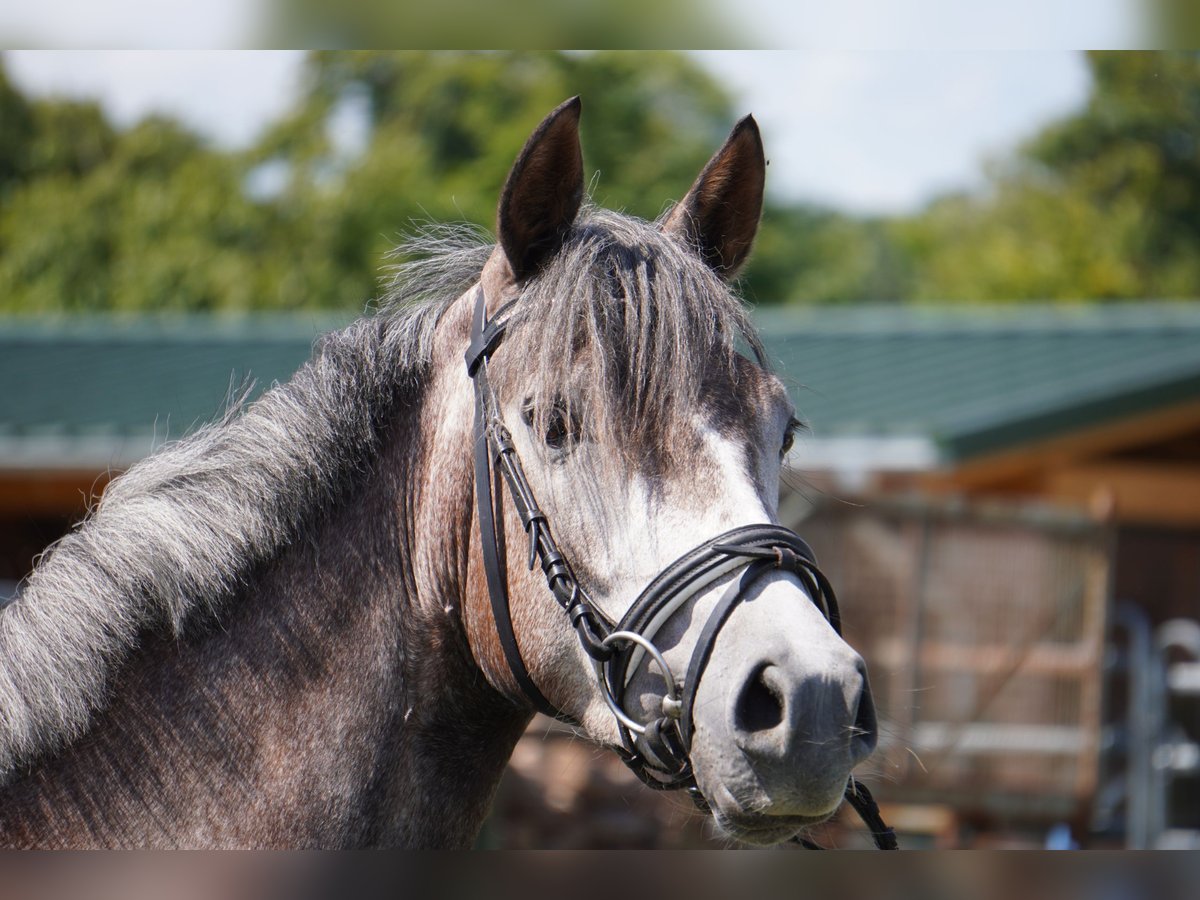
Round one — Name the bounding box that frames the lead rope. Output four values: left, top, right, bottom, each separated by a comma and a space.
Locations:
791, 778, 898, 850
683, 772, 897, 850
843, 778, 900, 850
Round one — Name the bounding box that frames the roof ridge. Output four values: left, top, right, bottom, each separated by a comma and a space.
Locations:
0, 313, 357, 343
753, 301, 1200, 336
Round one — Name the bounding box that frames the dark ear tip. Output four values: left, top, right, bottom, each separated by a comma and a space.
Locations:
496, 96, 586, 283
731, 114, 763, 149
553, 95, 583, 123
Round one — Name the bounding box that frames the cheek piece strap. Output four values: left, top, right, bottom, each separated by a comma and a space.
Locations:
465, 285, 897, 850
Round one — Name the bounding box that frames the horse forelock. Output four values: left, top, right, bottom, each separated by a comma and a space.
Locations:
492, 206, 766, 473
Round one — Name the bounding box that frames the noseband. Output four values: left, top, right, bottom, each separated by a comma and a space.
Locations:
464, 285, 896, 850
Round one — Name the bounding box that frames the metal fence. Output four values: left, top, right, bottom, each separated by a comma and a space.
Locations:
787, 492, 1113, 825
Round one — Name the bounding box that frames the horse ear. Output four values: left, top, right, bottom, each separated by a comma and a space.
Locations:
663, 114, 765, 278
496, 96, 585, 283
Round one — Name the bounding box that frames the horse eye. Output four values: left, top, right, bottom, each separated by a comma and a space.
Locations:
544, 408, 570, 450
781, 420, 798, 457
522, 400, 575, 451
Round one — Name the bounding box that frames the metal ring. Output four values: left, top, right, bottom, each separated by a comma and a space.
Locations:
596, 630, 679, 736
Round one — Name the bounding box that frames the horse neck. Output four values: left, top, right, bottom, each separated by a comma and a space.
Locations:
1, 343, 528, 848
361, 383, 534, 847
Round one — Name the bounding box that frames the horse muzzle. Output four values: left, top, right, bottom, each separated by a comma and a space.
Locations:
689, 609, 879, 826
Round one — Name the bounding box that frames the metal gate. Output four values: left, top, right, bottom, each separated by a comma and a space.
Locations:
786, 493, 1112, 824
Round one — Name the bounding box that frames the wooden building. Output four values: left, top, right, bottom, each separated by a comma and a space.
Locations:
762, 302, 1200, 628
0, 314, 349, 600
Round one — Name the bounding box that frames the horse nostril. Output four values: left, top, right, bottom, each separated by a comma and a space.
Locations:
851, 667, 879, 758
735, 665, 785, 733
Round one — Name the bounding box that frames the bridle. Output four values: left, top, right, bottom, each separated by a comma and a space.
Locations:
464, 284, 897, 850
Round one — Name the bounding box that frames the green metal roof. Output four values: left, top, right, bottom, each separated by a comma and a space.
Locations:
0, 314, 352, 468
2, 303, 1200, 470
757, 303, 1200, 462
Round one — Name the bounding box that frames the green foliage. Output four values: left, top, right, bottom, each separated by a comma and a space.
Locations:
746, 206, 911, 305
268, 0, 741, 52
0, 113, 285, 313
759, 51, 1200, 305
0, 65, 35, 195
896, 51, 1200, 303
0, 51, 746, 313
0, 50, 1197, 313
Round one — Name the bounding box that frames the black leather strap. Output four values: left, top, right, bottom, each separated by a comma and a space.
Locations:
844, 777, 899, 850
468, 286, 559, 717
613, 524, 820, 639
605, 525, 826, 713
603, 525, 837, 784
464, 298, 518, 376
677, 558, 776, 749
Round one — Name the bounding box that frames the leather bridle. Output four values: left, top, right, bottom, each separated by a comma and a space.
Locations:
464, 284, 897, 849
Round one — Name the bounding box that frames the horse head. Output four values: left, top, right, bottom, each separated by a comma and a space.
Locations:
453, 98, 881, 846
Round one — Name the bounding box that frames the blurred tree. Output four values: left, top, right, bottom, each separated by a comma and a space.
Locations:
0, 64, 34, 196
0, 51, 759, 313
25, 99, 116, 181
1029, 51, 1200, 294
746, 206, 910, 305
0, 111, 285, 313
253, 51, 739, 308
897, 51, 1200, 302
2, 50, 1198, 313
267, 0, 743, 53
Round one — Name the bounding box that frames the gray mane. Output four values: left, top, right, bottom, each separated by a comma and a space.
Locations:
0, 205, 758, 780
0, 229, 489, 781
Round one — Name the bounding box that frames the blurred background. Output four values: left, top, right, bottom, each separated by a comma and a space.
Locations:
0, 48, 1199, 849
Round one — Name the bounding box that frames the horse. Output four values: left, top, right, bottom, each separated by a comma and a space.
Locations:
0, 98, 887, 848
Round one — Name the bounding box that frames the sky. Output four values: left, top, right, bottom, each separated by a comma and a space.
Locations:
0, 0, 1140, 49
736, 0, 1137, 50
694, 52, 1090, 212
4, 49, 1096, 215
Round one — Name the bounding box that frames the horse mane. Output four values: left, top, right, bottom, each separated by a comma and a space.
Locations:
0, 228, 489, 782
0, 204, 761, 781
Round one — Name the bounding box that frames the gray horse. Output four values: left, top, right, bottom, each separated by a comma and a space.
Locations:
0, 98, 877, 848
